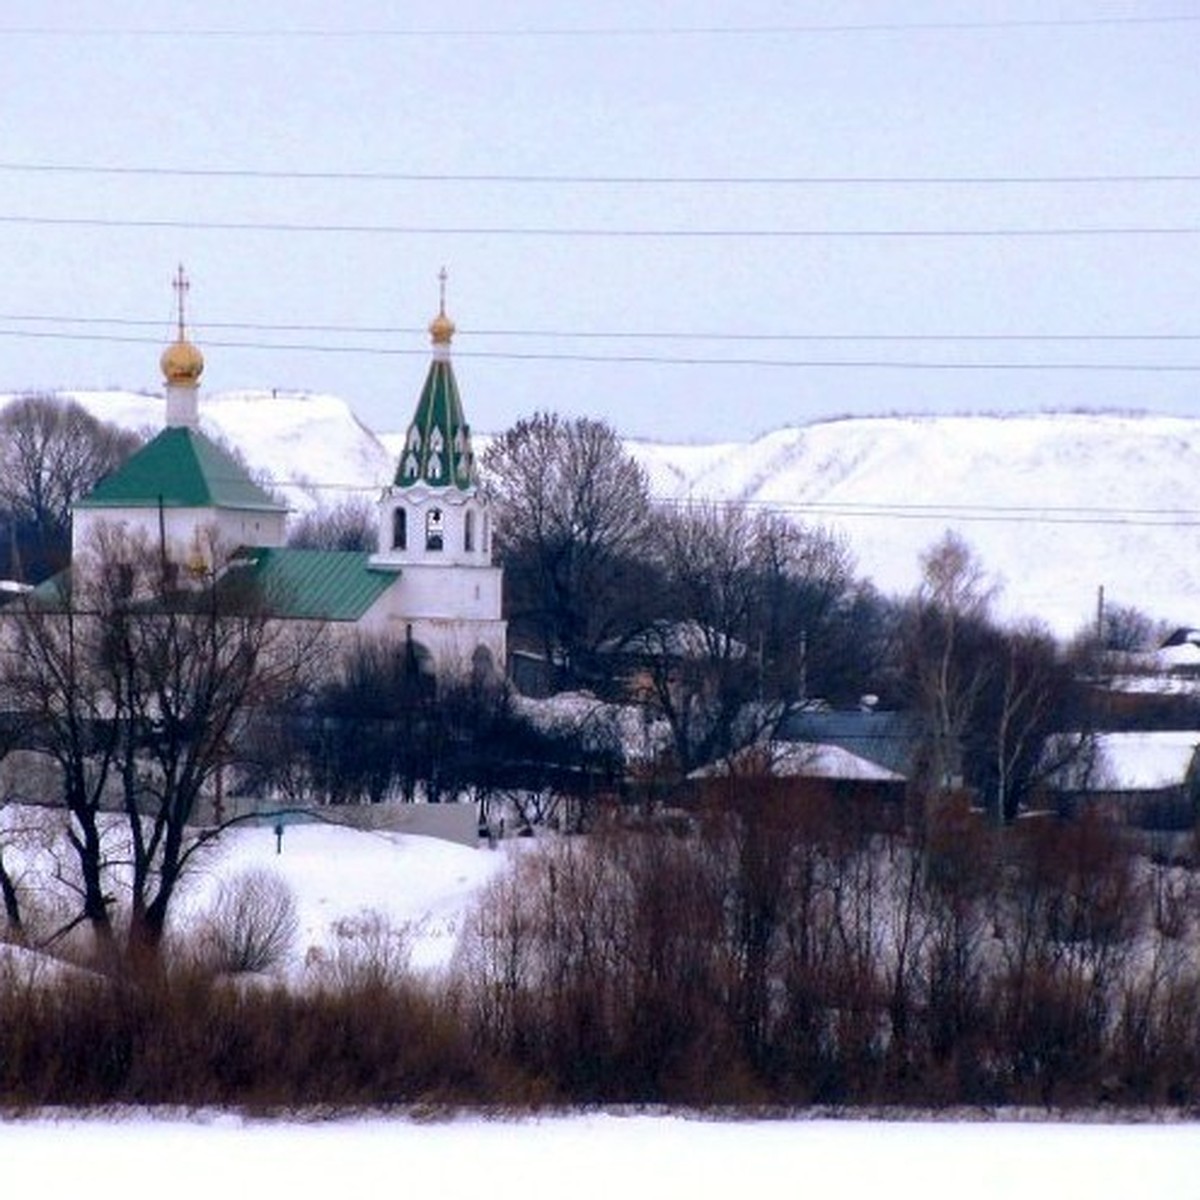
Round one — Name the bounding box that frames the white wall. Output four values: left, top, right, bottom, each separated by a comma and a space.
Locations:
72, 506, 286, 564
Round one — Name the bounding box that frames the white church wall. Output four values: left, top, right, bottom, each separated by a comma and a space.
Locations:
391, 562, 503, 620
73, 507, 286, 566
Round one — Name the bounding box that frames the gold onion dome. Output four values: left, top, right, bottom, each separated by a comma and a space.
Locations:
160, 336, 205, 385
429, 307, 456, 346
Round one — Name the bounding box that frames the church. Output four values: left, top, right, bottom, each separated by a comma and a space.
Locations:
71, 268, 506, 680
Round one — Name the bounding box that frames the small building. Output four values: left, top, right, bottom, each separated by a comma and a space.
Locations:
1048, 730, 1200, 831
777, 708, 920, 781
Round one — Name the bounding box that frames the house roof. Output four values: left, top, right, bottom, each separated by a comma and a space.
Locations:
76, 427, 286, 513
1088, 731, 1199, 792
691, 740, 904, 783
221, 548, 398, 622
777, 710, 919, 778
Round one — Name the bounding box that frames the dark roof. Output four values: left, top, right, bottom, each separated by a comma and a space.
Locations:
777, 710, 920, 778
221, 547, 397, 622
76, 427, 286, 513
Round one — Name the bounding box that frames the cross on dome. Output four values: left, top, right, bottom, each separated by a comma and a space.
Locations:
161, 262, 204, 396
172, 263, 190, 340
429, 266, 456, 348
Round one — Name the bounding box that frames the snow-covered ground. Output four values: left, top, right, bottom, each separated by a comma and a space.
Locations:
0, 1110, 1194, 1199
0, 810, 515, 979
3, 816, 1198, 1187
172, 820, 514, 975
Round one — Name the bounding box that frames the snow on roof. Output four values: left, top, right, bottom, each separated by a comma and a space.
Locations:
512, 691, 669, 762
692, 740, 903, 783
1090, 731, 1200, 791
1156, 642, 1200, 671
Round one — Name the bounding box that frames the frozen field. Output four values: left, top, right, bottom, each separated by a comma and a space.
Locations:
1, 1112, 1195, 1200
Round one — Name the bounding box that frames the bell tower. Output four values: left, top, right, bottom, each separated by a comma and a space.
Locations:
370, 273, 505, 675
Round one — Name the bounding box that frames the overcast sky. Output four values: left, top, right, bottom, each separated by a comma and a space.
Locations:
1, 1, 1197, 442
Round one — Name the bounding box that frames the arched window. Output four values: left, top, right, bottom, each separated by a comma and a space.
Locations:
482, 512, 490, 555
392, 507, 407, 551
425, 507, 444, 551
464, 508, 475, 552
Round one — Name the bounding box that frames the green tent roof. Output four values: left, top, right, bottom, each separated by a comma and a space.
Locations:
394, 359, 477, 491
222, 547, 397, 622
76, 427, 286, 513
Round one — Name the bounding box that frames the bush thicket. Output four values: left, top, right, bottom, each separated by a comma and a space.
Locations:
1, 793, 1198, 1110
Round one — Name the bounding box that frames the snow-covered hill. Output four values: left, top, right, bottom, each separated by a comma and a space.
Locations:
632, 412, 1200, 637
7, 390, 1199, 638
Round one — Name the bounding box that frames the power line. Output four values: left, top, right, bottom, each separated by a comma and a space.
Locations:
1, 326, 1197, 372
3, 162, 1198, 187
0, 15, 1196, 37
730, 499, 1200, 529
2, 312, 1198, 344
1, 214, 1197, 239
252, 478, 1200, 530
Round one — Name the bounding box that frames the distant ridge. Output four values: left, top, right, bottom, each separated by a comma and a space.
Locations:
6, 391, 1197, 637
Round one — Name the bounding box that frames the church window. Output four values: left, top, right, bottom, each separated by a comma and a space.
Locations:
425, 507, 444, 551
464, 508, 475, 552
482, 512, 490, 554
392, 507, 407, 550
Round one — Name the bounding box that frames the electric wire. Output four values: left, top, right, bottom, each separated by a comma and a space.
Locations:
2, 162, 1198, 187
1, 214, 1196, 238
0, 325, 1196, 373
3, 313, 1200, 343
0, 15, 1197, 37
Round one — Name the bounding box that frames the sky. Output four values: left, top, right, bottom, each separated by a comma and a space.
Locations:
0, 1, 1197, 442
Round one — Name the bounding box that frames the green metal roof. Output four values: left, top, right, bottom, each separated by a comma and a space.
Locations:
222, 548, 397, 622
76, 427, 286, 513
394, 359, 477, 491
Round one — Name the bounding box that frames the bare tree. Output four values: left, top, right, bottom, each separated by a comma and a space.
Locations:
483, 412, 654, 686
0, 393, 143, 580
634, 504, 858, 775
898, 534, 1093, 821
904, 531, 998, 795
287, 498, 378, 552
635, 504, 761, 772
1, 569, 122, 952
969, 624, 1094, 823
0, 526, 323, 960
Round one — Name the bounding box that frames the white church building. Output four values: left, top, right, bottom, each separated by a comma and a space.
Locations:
71, 268, 506, 679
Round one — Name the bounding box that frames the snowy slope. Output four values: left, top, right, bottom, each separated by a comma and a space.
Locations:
173, 821, 514, 976
6, 389, 1199, 637
631, 412, 1200, 637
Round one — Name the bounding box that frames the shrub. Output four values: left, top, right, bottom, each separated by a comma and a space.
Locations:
198, 869, 299, 976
